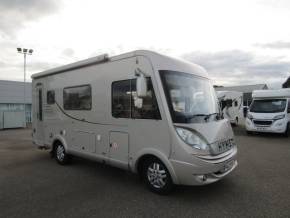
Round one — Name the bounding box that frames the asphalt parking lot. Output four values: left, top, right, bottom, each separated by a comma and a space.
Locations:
0, 127, 290, 218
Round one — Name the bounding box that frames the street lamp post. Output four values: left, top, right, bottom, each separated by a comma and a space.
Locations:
17, 48, 33, 127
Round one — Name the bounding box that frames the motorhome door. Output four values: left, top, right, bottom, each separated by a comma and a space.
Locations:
34, 84, 45, 145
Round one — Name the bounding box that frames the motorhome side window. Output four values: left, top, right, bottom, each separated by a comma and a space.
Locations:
63, 85, 92, 110
47, 90, 55, 104
112, 80, 131, 118
112, 78, 161, 119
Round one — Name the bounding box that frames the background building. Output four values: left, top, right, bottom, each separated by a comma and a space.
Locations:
0, 80, 32, 129
215, 84, 268, 106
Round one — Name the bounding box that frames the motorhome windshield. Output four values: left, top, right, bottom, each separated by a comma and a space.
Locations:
160, 70, 219, 123
250, 99, 286, 113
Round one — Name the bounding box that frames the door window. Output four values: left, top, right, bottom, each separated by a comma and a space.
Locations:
112, 80, 131, 118
112, 78, 161, 119
131, 79, 161, 119
47, 90, 55, 104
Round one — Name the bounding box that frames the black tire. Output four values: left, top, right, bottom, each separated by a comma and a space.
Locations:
142, 158, 173, 195
54, 142, 70, 165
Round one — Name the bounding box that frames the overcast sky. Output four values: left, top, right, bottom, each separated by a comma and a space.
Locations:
0, 0, 290, 88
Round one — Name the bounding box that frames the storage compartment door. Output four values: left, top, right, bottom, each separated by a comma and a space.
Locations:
72, 131, 96, 153
109, 131, 129, 167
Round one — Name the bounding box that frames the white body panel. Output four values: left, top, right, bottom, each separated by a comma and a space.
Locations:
252, 89, 290, 98
31, 50, 237, 186
246, 111, 290, 133
217, 91, 243, 125
246, 89, 290, 134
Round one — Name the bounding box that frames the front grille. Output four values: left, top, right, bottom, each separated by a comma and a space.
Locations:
253, 120, 272, 126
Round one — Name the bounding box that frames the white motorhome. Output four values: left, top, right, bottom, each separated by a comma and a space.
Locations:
216, 91, 243, 126
246, 89, 290, 136
31, 50, 237, 194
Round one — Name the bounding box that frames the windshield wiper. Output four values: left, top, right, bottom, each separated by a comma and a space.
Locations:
185, 113, 219, 122
204, 113, 219, 120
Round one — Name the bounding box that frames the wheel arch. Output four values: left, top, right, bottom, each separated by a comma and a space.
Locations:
51, 135, 68, 153
133, 149, 179, 184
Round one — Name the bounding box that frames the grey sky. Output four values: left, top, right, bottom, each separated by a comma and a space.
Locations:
0, 0, 60, 38
183, 50, 290, 87
255, 41, 290, 49
0, 0, 289, 89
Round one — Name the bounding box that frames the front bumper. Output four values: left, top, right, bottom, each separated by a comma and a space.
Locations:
245, 118, 287, 133
170, 147, 238, 186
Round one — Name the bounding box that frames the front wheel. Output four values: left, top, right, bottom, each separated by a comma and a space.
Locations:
142, 158, 173, 195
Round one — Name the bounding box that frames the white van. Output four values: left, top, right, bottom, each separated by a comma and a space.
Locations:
246, 89, 290, 136
216, 91, 243, 126
31, 50, 237, 194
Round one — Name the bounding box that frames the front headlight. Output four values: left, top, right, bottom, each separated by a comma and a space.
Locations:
175, 127, 208, 150
273, 114, 285, 120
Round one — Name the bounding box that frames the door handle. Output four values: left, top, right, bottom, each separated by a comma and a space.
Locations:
109, 143, 112, 147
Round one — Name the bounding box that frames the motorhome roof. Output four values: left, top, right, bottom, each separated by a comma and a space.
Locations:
252, 88, 290, 99
31, 50, 207, 79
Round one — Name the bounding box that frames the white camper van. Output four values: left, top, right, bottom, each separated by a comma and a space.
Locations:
31, 50, 237, 194
246, 89, 290, 136
216, 91, 243, 126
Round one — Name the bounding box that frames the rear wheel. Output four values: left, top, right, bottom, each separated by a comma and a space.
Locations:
142, 158, 173, 195
54, 142, 70, 165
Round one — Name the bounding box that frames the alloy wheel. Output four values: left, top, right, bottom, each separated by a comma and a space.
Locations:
56, 144, 65, 162
147, 162, 167, 189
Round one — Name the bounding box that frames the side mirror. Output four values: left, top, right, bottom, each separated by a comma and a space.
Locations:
135, 68, 147, 98
134, 97, 143, 109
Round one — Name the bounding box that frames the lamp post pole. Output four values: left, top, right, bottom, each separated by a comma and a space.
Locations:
23, 52, 26, 127
17, 48, 33, 127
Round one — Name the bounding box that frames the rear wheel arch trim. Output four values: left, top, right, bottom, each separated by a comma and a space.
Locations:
51, 135, 68, 152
